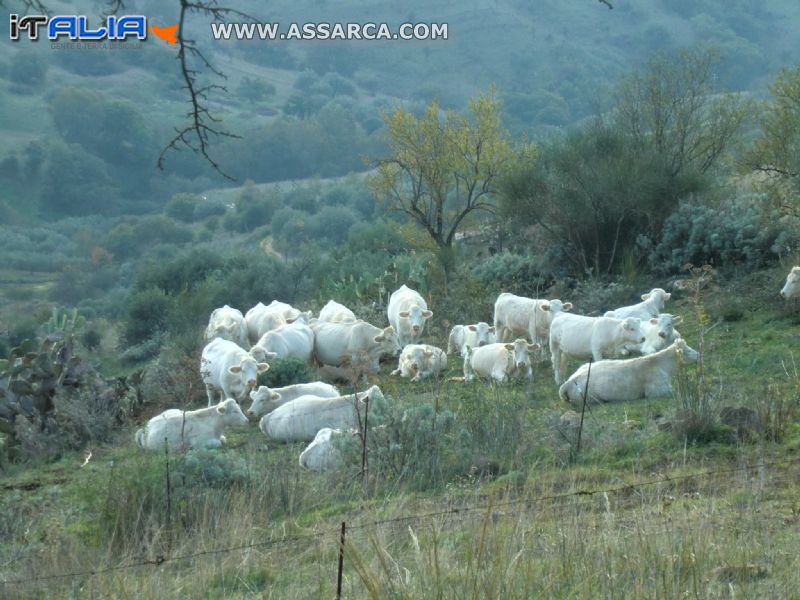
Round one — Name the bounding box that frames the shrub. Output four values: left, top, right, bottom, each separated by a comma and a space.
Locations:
124, 288, 171, 346
648, 194, 797, 275
471, 252, 552, 297
194, 197, 226, 220
258, 358, 312, 388
164, 193, 200, 222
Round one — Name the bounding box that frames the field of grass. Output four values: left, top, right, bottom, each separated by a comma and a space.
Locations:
1, 265, 799, 598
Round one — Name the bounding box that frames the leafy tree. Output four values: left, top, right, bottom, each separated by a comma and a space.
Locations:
613, 47, 750, 180
165, 193, 200, 222
237, 76, 276, 104
747, 67, 800, 216
369, 89, 513, 273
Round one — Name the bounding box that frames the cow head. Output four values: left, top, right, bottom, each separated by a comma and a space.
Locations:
374, 325, 402, 356
398, 304, 433, 335
780, 266, 800, 300
541, 299, 573, 314
642, 288, 671, 311
505, 339, 539, 372
247, 385, 281, 418
621, 317, 646, 344
229, 356, 270, 393
649, 314, 682, 339
468, 322, 496, 346
216, 398, 249, 426
249, 346, 278, 364
673, 338, 700, 364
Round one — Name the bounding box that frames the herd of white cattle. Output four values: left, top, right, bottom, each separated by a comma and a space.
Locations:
135, 267, 800, 470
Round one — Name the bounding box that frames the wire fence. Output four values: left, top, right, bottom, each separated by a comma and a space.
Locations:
2, 455, 798, 588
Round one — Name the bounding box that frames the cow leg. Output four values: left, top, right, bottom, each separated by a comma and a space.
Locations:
205, 385, 218, 407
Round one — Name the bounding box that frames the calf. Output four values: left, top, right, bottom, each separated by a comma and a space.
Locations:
447, 322, 496, 357
559, 338, 699, 404
299, 427, 346, 471
247, 382, 341, 419
463, 339, 539, 383
391, 344, 448, 381
135, 398, 248, 452
493, 294, 573, 350
549, 314, 646, 384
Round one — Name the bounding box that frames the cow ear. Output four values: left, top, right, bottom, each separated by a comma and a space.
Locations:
266, 351, 278, 361
216, 403, 226, 414
540, 303, 551, 311
664, 292, 671, 300
641, 293, 651, 300
504, 344, 514, 350
528, 343, 540, 351
399, 311, 410, 318
228, 366, 242, 373
468, 325, 477, 331
488, 327, 495, 333
673, 316, 683, 325
374, 335, 385, 343
257, 362, 270, 372
650, 318, 658, 325
285, 318, 296, 324
271, 392, 281, 400
563, 303, 573, 311
422, 310, 432, 318
424, 350, 434, 357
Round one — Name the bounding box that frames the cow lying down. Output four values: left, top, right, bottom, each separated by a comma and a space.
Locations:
135, 398, 248, 452
559, 338, 699, 404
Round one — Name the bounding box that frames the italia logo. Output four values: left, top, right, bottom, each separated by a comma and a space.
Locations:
9, 14, 177, 43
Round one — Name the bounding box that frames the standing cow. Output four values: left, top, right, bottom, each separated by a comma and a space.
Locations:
205, 305, 249, 348
245, 300, 302, 345
549, 314, 646, 385
463, 339, 539, 383
201, 338, 272, 407
311, 319, 402, 375
388, 285, 433, 347
493, 294, 573, 350
252, 318, 315, 363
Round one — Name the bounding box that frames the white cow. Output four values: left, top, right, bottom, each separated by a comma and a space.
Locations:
135, 398, 249, 452
447, 322, 497, 357
780, 266, 800, 300
247, 382, 341, 419
493, 294, 574, 348
245, 300, 302, 345
299, 427, 347, 471
640, 314, 682, 355
201, 338, 272, 407
387, 285, 433, 347
319, 299, 357, 323
558, 338, 700, 404
259, 385, 385, 442
205, 305, 249, 348
311, 319, 402, 374
549, 314, 646, 384
463, 339, 539, 383
391, 344, 448, 381
604, 288, 671, 320
252, 319, 315, 363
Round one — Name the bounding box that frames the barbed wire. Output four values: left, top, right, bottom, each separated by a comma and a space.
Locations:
3, 455, 798, 587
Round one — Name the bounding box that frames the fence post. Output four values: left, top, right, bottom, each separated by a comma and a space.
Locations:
336, 521, 346, 600
361, 394, 370, 478
576, 359, 592, 454
164, 438, 172, 551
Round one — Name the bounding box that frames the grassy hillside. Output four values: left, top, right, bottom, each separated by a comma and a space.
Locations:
1, 266, 798, 597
